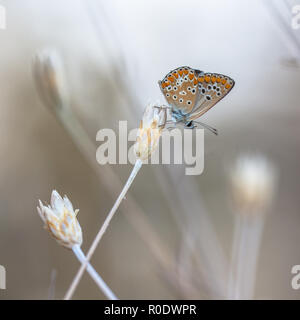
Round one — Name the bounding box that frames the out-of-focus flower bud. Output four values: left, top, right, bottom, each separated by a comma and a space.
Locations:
33, 49, 69, 110
230, 154, 278, 214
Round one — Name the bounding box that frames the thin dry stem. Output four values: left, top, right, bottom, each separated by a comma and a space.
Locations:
64, 160, 143, 300
72, 244, 118, 300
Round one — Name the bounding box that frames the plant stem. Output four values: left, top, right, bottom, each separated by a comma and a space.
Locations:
72, 244, 118, 300
227, 214, 265, 299
64, 159, 143, 300
236, 215, 264, 299
47, 269, 57, 300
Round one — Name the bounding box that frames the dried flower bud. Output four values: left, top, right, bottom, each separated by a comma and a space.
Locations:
230, 154, 277, 214
33, 49, 69, 110
134, 103, 167, 160
37, 190, 82, 249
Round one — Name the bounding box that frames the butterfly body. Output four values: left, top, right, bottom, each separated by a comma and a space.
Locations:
158, 66, 235, 130
170, 110, 196, 129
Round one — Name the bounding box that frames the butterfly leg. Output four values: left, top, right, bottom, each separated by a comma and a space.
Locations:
193, 121, 218, 135
164, 120, 177, 131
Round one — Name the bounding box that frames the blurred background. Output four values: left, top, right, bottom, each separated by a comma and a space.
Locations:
0, 0, 300, 299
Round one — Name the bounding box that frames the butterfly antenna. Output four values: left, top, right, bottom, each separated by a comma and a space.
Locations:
194, 121, 218, 135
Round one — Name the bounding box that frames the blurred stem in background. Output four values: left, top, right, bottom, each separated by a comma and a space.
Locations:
228, 213, 265, 299
47, 269, 57, 300
262, 0, 300, 59
227, 155, 277, 299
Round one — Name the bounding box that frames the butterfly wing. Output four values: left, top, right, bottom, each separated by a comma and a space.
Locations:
158, 66, 204, 115
187, 73, 235, 121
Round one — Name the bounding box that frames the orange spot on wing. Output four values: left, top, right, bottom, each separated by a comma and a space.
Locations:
216, 77, 221, 83
173, 72, 178, 79
222, 79, 227, 85
211, 76, 216, 83
189, 74, 194, 80
193, 78, 198, 85
225, 83, 231, 89
168, 76, 175, 83
162, 82, 171, 89
178, 70, 183, 76
161, 82, 167, 89
205, 76, 211, 83
183, 70, 188, 75
198, 77, 204, 82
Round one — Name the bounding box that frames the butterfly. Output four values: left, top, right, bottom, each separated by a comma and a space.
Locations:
158, 66, 235, 135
